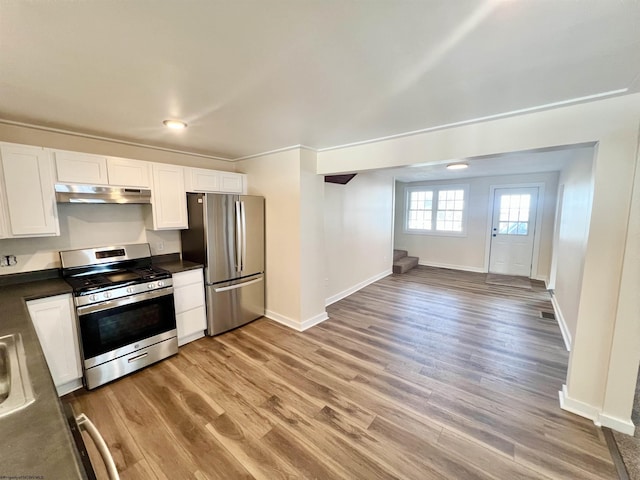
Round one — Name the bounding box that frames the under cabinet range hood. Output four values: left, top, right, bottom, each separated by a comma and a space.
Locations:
55, 184, 151, 204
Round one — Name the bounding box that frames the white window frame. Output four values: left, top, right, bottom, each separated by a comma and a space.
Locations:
404, 184, 469, 236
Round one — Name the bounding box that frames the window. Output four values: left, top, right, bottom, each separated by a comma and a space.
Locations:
498, 193, 531, 235
405, 185, 468, 235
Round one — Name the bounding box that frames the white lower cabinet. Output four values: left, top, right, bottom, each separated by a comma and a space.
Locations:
173, 268, 207, 346
26, 294, 82, 396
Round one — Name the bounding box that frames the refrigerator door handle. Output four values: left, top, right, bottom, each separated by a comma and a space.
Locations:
235, 200, 242, 272
241, 200, 247, 272
213, 276, 263, 293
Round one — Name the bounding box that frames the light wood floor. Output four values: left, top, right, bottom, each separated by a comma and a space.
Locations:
67, 266, 618, 479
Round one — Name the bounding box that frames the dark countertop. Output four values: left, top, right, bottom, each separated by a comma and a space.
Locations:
0, 278, 89, 479
0, 257, 201, 478
152, 254, 203, 274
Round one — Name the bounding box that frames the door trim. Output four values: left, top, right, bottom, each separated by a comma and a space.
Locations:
483, 182, 546, 279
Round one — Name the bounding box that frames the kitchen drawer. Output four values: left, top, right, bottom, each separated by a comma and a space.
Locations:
174, 282, 205, 313
172, 268, 204, 288
176, 306, 206, 345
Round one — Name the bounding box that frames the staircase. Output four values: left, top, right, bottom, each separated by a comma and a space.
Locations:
393, 249, 419, 274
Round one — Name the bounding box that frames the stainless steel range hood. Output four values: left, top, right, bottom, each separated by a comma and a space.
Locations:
55, 184, 152, 204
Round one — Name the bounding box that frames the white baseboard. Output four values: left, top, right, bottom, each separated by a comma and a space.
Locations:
325, 269, 392, 306
560, 385, 637, 435
532, 275, 548, 283
300, 311, 329, 331
178, 330, 205, 347
57, 378, 83, 397
559, 384, 600, 423
265, 309, 329, 332
598, 412, 636, 436
550, 292, 572, 351
418, 261, 485, 273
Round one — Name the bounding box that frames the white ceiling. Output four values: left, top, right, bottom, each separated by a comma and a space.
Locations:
385, 146, 587, 183
1, 1, 639, 160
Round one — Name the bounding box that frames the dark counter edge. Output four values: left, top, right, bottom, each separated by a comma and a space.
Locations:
0, 255, 201, 478
0, 253, 201, 287
0, 277, 89, 479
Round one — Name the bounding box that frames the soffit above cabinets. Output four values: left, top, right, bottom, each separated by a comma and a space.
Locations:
0, 1, 639, 160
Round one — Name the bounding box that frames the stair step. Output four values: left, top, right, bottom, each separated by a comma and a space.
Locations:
393, 256, 419, 274
393, 249, 408, 262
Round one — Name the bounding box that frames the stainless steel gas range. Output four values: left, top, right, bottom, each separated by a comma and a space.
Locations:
60, 243, 178, 390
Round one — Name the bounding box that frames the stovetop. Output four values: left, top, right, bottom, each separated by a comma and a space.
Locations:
65, 265, 172, 295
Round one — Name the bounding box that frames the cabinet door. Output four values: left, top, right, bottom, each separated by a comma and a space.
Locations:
185, 167, 220, 192
185, 168, 245, 194
149, 163, 188, 230
173, 269, 207, 345
220, 173, 244, 193
0, 156, 9, 239
107, 157, 151, 188
53, 150, 109, 185
0, 145, 60, 236
27, 294, 82, 391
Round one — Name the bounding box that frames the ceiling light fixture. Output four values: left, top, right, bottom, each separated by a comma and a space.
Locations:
163, 119, 187, 130
446, 162, 469, 170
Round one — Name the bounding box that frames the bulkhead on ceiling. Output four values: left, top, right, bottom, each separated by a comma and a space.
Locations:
324, 174, 357, 185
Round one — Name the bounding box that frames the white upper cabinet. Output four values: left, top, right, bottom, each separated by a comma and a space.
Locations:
220, 172, 245, 193
53, 149, 152, 188
0, 157, 9, 239
147, 163, 188, 230
0, 144, 59, 237
106, 156, 151, 188
185, 167, 246, 194
53, 150, 109, 185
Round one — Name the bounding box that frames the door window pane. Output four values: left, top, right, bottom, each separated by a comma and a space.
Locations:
497, 194, 531, 236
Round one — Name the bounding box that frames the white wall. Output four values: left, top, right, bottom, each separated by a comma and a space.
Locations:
550, 148, 595, 345
0, 203, 180, 274
237, 149, 303, 325
324, 172, 394, 305
602, 141, 640, 433
299, 149, 328, 324
317, 93, 640, 432
394, 172, 558, 280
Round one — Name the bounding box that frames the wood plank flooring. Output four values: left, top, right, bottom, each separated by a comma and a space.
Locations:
66, 266, 618, 479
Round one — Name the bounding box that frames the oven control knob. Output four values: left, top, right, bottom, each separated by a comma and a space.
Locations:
89, 294, 97, 302
147, 283, 155, 289
157, 281, 164, 287
103, 292, 112, 299
126, 287, 134, 294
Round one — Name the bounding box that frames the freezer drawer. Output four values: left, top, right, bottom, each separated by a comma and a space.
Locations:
206, 275, 264, 335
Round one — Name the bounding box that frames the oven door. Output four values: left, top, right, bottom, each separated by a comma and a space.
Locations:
76, 288, 176, 368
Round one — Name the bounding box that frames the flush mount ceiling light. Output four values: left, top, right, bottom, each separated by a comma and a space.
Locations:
446, 162, 469, 170
163, 119, 187, 130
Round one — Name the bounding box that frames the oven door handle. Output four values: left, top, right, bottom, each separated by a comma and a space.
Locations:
76, 413, 120, 480
76, 287, 174, 316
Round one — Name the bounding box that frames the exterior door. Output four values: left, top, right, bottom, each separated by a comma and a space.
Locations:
489, 187, 539, 276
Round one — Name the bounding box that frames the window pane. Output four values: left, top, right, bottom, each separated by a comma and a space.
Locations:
517, 222, 528, 235
435, 189, 465, 232
497, 193, 532, 236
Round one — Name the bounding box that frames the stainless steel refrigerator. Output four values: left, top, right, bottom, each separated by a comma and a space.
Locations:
181, 193, 265, 335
